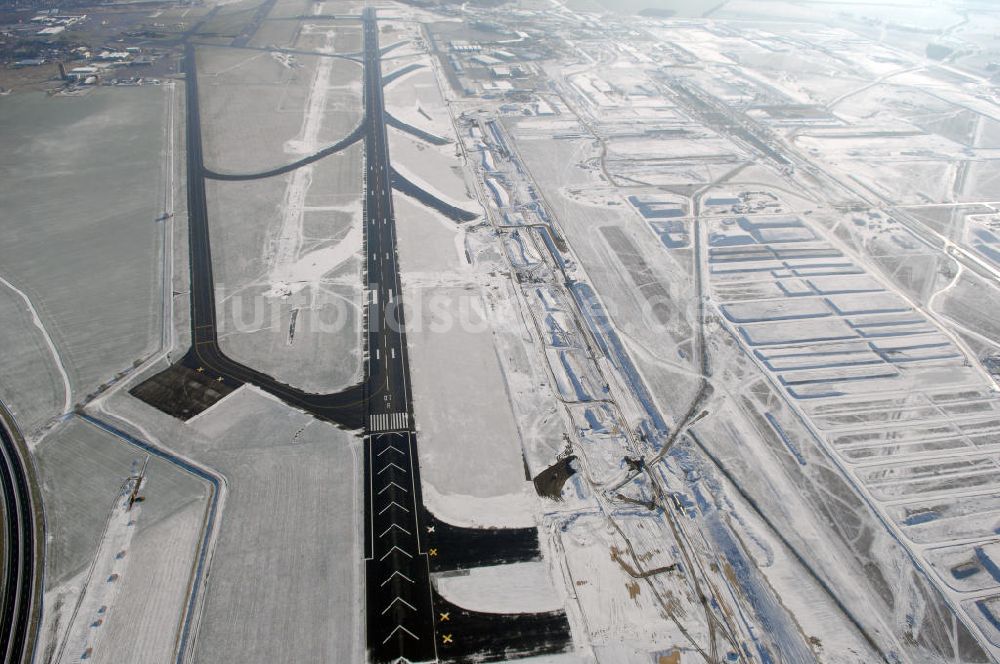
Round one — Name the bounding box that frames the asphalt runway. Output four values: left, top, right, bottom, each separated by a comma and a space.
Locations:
167, 12, 564, 662
359, 7, 438, 661
176, 42, 366, 429
158, 30, 468, 430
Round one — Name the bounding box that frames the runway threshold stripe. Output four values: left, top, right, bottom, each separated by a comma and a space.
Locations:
368, 412, 409, 433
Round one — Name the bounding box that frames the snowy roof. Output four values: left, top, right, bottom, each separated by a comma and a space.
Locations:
471, 55, 502, 66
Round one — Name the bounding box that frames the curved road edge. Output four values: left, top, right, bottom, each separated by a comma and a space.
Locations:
202, 123, 365, 181
77, 413, 226, 664
0, 400, 43, 664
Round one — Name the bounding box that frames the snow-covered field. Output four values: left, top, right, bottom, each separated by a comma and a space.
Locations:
433, 0, 1000, 659
199, 24, 366, 393
10, 0, 1000, 663
0, 88, 169, 436
33, 416, 210, 664
702, 202, 1000, 653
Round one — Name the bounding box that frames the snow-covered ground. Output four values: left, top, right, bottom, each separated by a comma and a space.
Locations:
425, 0, 1000, 659
199, 23, 366, 393
12, 0, 1000, 663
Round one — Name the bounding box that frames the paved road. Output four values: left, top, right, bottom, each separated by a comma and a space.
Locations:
0, 403, 39, 664
179, 10, 440, 659
177, 23, 467, 429
203, 124, 364, 181
360, 7, 439, 663
180, 43, 365, 429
